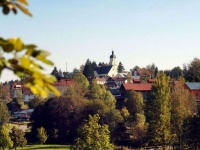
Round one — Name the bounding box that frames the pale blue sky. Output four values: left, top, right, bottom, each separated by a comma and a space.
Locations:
1, 0, 200, 81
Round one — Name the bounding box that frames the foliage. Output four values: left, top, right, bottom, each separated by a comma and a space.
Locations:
170, 66, 183, 79
88, 79, 106, 100
73, 114, 114, 150
0, 102, 10, 126
15, 90, 28, 109
182, 116, 200, 149
83, 59, 95, 81
0, 125, 13, 150
184, 57, 200, 82
0, 84, 11, 104
0, 0, 32, 16
147, 73, 171, 146
170, 81, 197, 148
124, 90, 144, 121
10, 126, 27, 149
28, 96, 43, 109
37, 127, 48, 145
30, 95, 88, 143
126, 72, 133, 83
73, 72, 89, 95
117, 62, 125, 73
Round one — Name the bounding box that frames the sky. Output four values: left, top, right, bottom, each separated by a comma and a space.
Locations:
1, 0, 200, 82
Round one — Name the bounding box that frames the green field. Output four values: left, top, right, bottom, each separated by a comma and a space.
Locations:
17, 144, 70, 150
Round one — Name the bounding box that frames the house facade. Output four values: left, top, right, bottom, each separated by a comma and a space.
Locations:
185, 82, 200, 102
120, 83, 152, 101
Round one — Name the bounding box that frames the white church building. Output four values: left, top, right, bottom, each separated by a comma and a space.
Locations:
94, 51, 118, 77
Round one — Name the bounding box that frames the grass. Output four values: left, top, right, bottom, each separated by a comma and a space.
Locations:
16, 144, 71, 150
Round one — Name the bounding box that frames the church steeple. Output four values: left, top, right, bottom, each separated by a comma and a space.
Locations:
109, 51, 117, 66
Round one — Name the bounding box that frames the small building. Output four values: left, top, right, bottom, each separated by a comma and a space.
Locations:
14, 109, 34, 120
120, 83, 152, 101
185, 82, 200, 102
95, 77, 107, 85
23, 88, 35, 102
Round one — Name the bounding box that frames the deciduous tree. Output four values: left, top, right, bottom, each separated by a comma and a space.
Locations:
0, 102, 10, 126
0, 125, 13, 150
147, 73, 171, 147
10, 126, 27, 150
37, 127, 48, 145
73, 114, 114, 150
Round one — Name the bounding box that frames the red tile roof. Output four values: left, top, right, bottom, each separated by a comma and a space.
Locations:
122, 83, 152, 91
148, 78, 156, 83
53, 79, 73, 86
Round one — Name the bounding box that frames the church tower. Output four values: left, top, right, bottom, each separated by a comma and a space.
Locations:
109, 51, 117, 66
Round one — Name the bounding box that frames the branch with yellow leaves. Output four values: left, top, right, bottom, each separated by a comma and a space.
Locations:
0, 37, 60, 98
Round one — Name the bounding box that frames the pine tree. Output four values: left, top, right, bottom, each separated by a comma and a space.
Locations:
147, 73, 171, 147
117, 62, 125, 73
83, 59, 94, 81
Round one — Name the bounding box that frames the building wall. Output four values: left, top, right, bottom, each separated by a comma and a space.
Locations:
108, 66, 117, 77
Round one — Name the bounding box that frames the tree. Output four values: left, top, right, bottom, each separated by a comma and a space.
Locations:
0, 84, 11, 104
147, 73, 171, 147
73, 114, 114, 150
83, 59, 95, 81
0, 125, 13, 150
51, 67, 59, 78
184, 58, 200, 82
28, 96, 43, 109
170, 81, 197, 149
170, 66, 183, 80
15, 90, 28, 110
10, 126, 27, 150
0, 102, 10, 126
88, 79, 106, 100
117, 62, 125, 73
0, 1, 60, 98
30, 95, 88, 143
37, 127, 48, 145
126, 72, 133, 83
73, 72, 89, 95
182, 116, 200, 149
124, 90, 144, 121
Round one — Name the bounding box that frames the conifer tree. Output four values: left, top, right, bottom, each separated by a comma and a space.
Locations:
117, 62, 125, 73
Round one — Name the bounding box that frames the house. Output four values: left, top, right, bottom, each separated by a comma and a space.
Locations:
23, 88, 35, 102
120, 83, 152, 101
11, 83, 23, 98
94, 51, 118, 77
14, 109, 34, 120
95, 77, 107, 85
107, 77, 127, 87
184, 82, 200, 102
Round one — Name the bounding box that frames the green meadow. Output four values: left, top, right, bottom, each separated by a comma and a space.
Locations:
17, 144, 70, 150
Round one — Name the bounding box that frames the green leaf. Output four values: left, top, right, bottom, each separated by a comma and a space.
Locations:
8, 38, 24, 51
2, 43, 14, 52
